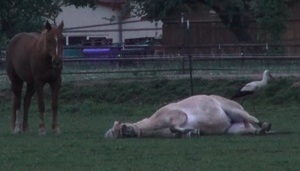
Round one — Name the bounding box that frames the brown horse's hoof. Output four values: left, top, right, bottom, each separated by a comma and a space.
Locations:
39, 127, 46, 136
23, 124, 30, 133
53, 128, 61, 135
39, 131, 46, 136
12, 125, 22, 134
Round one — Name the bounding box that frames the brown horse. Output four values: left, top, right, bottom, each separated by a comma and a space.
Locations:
6, 21, 64, 135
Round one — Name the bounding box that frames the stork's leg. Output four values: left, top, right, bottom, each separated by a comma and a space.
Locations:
251, 98, 257, 115
249, 92, 259, 115
240, 97, 245, 105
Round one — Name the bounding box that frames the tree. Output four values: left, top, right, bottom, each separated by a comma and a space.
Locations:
131, 0, 293, 44
0, 0, 96, 45
255, 0, 288, 43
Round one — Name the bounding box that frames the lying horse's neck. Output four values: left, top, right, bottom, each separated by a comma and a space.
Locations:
130, 118, 151, 137
131, 115, 175, 138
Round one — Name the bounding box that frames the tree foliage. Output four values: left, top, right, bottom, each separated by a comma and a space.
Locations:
131, 0, 292, 44
0, 0, 96, 45
254, 0, 288, 43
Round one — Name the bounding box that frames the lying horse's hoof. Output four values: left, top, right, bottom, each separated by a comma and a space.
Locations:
187, 129, 201, 138
262, 122, 272, 132
256, 122, 272, 135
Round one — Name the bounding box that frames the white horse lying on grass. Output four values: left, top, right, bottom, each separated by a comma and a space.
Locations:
105, 95, 272, 138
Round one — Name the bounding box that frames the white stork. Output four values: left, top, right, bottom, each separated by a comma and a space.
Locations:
231, 70, 274, 112
232, 70, 274, 99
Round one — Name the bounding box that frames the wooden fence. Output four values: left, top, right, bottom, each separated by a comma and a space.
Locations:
163, 18, 300, 55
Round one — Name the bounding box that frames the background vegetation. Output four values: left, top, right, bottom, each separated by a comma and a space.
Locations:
132, 0, 296, 43
0, 77, 300, 170
0, 0, 95, 45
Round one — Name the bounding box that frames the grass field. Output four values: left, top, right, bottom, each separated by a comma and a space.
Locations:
0, 77, 300, 171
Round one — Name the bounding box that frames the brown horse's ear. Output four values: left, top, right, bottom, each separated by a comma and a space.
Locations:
57, 21, 64, 31
113, 121, 121, 126
45, 21, 52, 31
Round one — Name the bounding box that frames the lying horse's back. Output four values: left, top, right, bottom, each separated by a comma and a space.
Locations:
163, 95, 233, 134
6, 32, 39, 83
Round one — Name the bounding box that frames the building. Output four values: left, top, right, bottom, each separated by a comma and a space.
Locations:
55, 0, 162, 47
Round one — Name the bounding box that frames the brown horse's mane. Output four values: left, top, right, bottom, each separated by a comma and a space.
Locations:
40, 29, 48, 36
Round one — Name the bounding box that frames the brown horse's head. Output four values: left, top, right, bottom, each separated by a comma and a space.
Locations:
43, 21, 64, 68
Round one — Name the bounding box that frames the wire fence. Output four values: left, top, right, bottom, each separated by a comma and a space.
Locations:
1, 54, 300, 77
1, 47, 300, 90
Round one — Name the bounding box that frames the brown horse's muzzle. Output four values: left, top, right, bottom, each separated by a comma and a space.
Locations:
52, 58, 62, 69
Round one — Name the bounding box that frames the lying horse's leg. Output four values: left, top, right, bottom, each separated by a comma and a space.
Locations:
226, 122, 272, 135
225, 122, 256, 135
23, 83, 35, 132
167, 110, 201, 138
170, 125, 201, 138
11, 80, 23, 134
36, 82, 46, 135
50, 78, 61, 134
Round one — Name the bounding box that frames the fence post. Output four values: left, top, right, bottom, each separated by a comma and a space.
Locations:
188, 54, 194, 95
186, 19, 194, 95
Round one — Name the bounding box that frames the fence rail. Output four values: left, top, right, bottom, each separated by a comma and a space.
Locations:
1, 55, 300, 76
1, 54, 300, 91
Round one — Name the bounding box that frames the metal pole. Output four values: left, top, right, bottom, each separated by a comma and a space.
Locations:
188, 54, 193, 95
187, 19, 194, 95
181, 13, 185, 74
118, 16, 123, 45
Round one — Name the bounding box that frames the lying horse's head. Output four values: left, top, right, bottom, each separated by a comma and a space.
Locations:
42, 21, 64, 68
105, 121, 138, 138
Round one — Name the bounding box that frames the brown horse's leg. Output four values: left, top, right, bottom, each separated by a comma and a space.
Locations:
23, 83, 35, 132
50, 79, 61, 134
36, 82, 46, 135
11, 80, 23, 134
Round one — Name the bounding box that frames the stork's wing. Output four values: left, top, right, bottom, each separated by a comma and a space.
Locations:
240, 81, 258, 92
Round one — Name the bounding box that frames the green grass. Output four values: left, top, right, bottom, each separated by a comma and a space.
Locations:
1, 78, 300, 171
